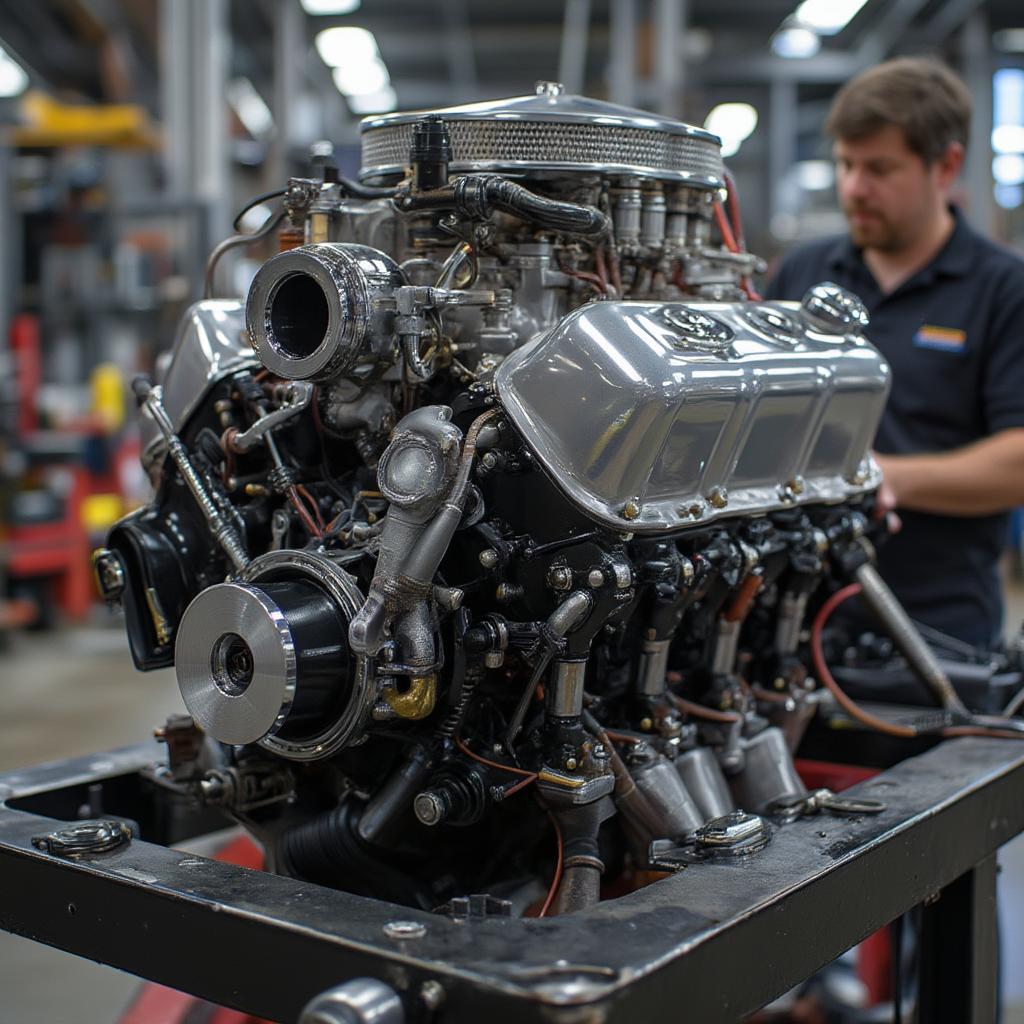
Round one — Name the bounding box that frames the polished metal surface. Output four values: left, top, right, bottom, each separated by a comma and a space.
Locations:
141, 300, 258, 471
244, 549, 374, 761
731, 727, 808, 814
175, 581, 299, 745
360, 82, 723, 187
246, 243, 403, 382
175, 549, 373, 760
495, 298, 890, 533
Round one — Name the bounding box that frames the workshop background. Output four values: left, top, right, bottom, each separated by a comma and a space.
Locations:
1, 1, 1024, 1021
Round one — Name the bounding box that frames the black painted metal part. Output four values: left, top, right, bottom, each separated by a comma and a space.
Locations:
0, 736, 1019, 1023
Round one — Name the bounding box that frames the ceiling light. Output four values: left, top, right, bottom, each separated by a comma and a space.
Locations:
301, 0, 360, 13
793, 0, 869, 35
704, 102, 759, 157
0, 46, 29, 98
794, 159, 834, 190
993, 124, 1024, 155
332, 58, 389, 97
771, 27, 821, 59
995, 183, 1023, 209
227, 77, 274, 139
315, 26, 378, 68
993, 153, 1024, 186
994, 28, 1024, 53
347, 86, 398, 115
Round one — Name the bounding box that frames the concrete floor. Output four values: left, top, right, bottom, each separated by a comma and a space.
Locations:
1, 607, 1024, 1022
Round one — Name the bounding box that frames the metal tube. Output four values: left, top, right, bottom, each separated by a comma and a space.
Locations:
142, 385, 248, 572
637, 638, 671, 696
547, 660, 587, 718
854, 560, 967, 715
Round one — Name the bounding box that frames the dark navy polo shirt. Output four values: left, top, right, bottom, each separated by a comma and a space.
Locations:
766, 207, 1024, 646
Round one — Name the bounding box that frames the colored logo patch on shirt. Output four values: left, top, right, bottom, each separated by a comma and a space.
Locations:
913, 324, 967, 352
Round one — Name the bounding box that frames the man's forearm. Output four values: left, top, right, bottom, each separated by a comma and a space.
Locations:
875, 428, 1024, 516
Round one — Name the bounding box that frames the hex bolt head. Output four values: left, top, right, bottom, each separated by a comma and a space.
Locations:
708, 486, 729, 509
547, 565, 573, 590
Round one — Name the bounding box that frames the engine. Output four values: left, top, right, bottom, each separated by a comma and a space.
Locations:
94, 83, 895, 915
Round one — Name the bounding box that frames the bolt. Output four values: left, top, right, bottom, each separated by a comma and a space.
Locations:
565, 757, 578, 771
640, 717, 654, 731
484, 651, 505, 669
622, 498, 642, 520
420, 980, 446, 1011
587, 568, 605, 588
479, 548, 499, 569
547, 565, 573, 590
481, 451, 498, 469
708, 486, 729, 509
383, 920, 426, 940
414, 792, 446, 826
495, 582, 524, 602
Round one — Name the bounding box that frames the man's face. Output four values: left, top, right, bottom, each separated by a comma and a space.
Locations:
833, 124, 945, 251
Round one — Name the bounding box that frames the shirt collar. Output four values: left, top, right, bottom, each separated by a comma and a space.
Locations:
825, 204, 976, 282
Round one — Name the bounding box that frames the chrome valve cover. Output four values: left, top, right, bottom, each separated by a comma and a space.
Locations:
495, 296, 890, 531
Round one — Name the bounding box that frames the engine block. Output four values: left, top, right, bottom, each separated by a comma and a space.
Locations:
94, 84, 898, 917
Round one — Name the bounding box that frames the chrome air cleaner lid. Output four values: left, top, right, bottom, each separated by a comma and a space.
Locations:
359, 81, 724, 188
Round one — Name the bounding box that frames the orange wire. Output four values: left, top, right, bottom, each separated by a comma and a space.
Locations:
538, 809, 564, 918
668, 693, 743, 725
297, 484, 326, 531
454, 735, 536, 779
810, 584, 1024, 741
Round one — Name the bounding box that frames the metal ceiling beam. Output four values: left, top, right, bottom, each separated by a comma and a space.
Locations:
558, 0, 591, 95
923, 0, 988, 45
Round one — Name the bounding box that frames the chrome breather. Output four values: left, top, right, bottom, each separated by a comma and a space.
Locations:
101, 82, 927, 920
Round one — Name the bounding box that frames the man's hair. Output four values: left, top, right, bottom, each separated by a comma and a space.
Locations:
825, 57, 971, 163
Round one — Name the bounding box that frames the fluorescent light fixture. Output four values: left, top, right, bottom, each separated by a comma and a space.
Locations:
301, 0, 360, 13
992, 124, 1024, 155
794, 159, 834, 191
227, 77, 274, 139
793, 0, 869, 35
771, 27, 821, 59
993, 153, 1024, 186
993, 28, 1024, 53
995, 183, 1023, 209
347, 85, 398, 114
332, 58, 389, 97
994, 68, 1024, 132
315, 26, 378, 67
0, 45, 29, 98
704, 102, 759, 158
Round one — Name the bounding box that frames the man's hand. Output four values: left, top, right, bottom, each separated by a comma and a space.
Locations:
871, 454, 902, 532
872, 428, 1024, 516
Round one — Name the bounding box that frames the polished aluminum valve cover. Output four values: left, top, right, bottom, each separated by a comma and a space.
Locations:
495, 299, 890, 532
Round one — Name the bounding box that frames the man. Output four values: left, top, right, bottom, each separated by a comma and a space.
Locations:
766, 57, 1024, 648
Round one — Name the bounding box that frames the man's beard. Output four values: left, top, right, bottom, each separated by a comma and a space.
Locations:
845, 206, 903, 250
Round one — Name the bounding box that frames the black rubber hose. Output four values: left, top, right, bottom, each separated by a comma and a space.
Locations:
399, 174, 610, 238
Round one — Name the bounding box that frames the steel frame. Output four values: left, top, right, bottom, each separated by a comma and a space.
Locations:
0, 735, 1020, 1023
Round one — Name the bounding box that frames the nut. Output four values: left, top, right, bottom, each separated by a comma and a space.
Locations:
547, 565, 573, 590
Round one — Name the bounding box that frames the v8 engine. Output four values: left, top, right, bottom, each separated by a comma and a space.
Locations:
95, 84, 903, 915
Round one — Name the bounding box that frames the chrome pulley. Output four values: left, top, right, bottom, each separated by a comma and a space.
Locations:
175, 549, 374, 761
